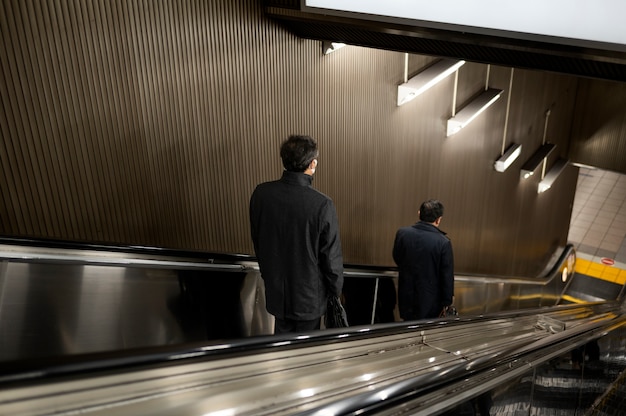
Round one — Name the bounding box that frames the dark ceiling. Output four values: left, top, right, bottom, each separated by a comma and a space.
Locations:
264, 1, 626, 83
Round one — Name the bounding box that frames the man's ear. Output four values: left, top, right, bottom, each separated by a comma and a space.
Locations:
434, 217, 442, 226
304, 158, 318, 175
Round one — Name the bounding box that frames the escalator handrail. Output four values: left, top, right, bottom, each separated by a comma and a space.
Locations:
0, 299, 620, 386
1, 301, 623, 416
0, 238, 575, 285
455, 243, 575, 285
300, 306, 626, 416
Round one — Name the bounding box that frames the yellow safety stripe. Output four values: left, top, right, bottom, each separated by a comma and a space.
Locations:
575, 258, 626, 285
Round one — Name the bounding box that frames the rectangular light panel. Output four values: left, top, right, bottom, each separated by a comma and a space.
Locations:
447, 88, 503, 136
494, 143, 522, 172
520, 143, 556, 179
397, 59, 465, 106
538, 158, 569, 193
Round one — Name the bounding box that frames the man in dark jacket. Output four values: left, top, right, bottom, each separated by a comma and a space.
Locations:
393, 199, 454, 320
250, 135, 344, 334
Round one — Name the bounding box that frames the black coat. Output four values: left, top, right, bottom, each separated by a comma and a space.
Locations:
250, 171, 343, 321
393, 221, 454, 320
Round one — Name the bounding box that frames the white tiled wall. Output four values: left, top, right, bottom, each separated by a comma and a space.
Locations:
568, 166, 626, 267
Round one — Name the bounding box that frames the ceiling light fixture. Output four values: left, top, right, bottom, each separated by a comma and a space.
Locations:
520, 143, 556, 179
322, 41, 346, 55
397, 59, 465, 106
447, 88, 503, 136
538, 158, 569, 193
494, 68, 517, 173
494, 143, 522, 172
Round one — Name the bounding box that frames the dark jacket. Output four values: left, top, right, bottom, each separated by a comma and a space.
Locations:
392, 221, 454, 320
250, 171, 343, 321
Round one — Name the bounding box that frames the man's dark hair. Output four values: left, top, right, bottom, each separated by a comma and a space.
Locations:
419, 199, 444, 223
280, 135, 319, 172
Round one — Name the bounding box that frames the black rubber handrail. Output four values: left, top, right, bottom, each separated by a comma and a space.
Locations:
0, 300, 620, 386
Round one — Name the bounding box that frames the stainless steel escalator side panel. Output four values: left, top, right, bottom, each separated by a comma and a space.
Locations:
1, 302, 624, 416
0, 260, 274, 362
0, 241, 582, 370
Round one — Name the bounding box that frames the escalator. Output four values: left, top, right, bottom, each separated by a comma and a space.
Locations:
0, 238, 624, 415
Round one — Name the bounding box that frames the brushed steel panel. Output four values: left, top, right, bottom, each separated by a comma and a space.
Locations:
0, 261, 274, 362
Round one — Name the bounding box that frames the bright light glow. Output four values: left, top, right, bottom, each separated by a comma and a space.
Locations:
494, 143, 522, 172
203, 410, 235, 416
377, 390, 390, 400
447, 88, 503, 136
361, 373, 374, 381
323, 41, 346, 55
520, 143, 556, 180
169, 352, 206, 360
315, 408, 339, 416
398, 59, 465, 106
562, 268, 568, 282
538, 158, 568, 193
538, 183, 551, 193
201, 344, 231, 351
299, 388, 316, 398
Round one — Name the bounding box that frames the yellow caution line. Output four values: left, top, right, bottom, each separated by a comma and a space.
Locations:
575, 258, 626, 285
560, 294, 586, 304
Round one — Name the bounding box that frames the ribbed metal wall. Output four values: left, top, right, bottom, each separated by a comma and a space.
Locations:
569, 79, 626, 174
0, 0, 273, 252
1, 0, 581, 275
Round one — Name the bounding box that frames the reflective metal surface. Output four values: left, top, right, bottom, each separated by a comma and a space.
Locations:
0, 262, 271, 362
0, 241, 578, 362
0, 239, 624, 415
0, 302, 624, 415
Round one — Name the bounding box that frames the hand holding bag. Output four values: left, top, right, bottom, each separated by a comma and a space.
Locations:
325, 295, 349, 328
439, 305, 458, 318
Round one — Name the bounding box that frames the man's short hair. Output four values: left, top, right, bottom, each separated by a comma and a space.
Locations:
419, 200, 444, 223
280, 135, 319, 172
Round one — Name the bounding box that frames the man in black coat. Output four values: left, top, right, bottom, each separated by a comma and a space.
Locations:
393, 200, 454, 320
250, 135, 344, 334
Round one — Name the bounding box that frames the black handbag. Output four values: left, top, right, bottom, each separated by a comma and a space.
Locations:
325, 296, 349, 328
439, 305, 458, 318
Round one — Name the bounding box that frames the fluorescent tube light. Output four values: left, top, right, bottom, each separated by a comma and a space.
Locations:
397, 59, 465, 106
538, 158, 569, 193
446, 88, 503, 136
494, 143, 522, 172
322, 41, 346, 55
520, 143, 556, 179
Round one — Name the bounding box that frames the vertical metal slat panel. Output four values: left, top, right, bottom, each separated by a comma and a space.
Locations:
0, 0, 580, 276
